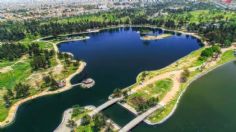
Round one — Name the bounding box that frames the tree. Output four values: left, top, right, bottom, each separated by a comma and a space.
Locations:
66, 119, 77, 129
14, 83, 30, 98
3, 94, 11, 108
7, 89, 14, 99
180, 68, 190, 83
0, 43, 28, 61
112, 88, 122, 97
93, 113, 106, 130
72, 105, 84, 118
80, 115, 91, 126
43, 75, 58, 90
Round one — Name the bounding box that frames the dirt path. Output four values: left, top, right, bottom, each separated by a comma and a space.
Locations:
131, 70, 182, 106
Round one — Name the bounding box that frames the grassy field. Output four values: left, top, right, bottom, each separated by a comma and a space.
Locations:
148, 70, 200, 123
37, 41, 54, 50
0, 60, 31, 90
217, 50, 235, 65
126, 78, 173, 110
0, 59, 32, 121
0, 102, 8, 122
0, 60, 17, 69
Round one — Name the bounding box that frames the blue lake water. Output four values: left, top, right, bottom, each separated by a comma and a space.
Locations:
1, 27, 202, 132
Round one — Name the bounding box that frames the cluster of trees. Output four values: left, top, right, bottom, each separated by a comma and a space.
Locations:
58, 52, 79, 67
129, 96, 159, 112
112, 88, 129, 98
0, 43, 28, 61
1, 8, 235, 47
199, 45, 221, 61
71, 105, 85, 118
137, 97, 159, 112
0, 42, 55, 70
43, 75, 58, 91
80, 113, 108, 131
180, 68, 190, 83
3, 83, 30, 107
29, 43, 55, 70
0, 9, 135, 41
69, 105, 111, 131
151, 11, 236, 47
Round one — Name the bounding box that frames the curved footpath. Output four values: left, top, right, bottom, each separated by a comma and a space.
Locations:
0, 61, 86, 128
120, 46, 235, 126
145, 59, 236, 125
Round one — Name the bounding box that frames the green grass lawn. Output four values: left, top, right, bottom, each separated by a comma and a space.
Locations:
0, 60, 31, 90
76, 122, 94, 132
0, 102, 8, 122
71, 106, 91, 121
127, 78, 173, 109
218, 50, 235, 65
147, 70, 200, 123
0, 61, 16, 69
37, 41, 54, 50
0, 59, 32, 122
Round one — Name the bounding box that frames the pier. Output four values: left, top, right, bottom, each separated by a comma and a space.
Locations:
71, 78, 95, 88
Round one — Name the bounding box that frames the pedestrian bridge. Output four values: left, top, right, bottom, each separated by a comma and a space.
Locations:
119, 104, 163, 132
89, 97, 123, 116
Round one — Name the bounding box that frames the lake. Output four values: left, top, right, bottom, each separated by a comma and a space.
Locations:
1, 27, 202, 132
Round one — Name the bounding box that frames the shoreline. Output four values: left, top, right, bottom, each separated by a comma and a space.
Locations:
0, 25, 210, 128
144, 59, 236, 125
54, 105, 120, 132
117, 59, 235, 126
0, 61, 86, 128
38, 24, 207, 47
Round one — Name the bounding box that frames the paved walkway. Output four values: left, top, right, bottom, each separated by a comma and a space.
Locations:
89, 97, 123, 116
119, 104, 163, 132
54, 109, 73, 132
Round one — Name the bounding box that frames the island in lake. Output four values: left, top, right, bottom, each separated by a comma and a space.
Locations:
141, 34, 172, 40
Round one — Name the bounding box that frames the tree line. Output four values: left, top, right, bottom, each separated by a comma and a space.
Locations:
0, 42, 55, 70
0, 43, 28, 61
1, 8, 236, 47
3, 83, 30, 107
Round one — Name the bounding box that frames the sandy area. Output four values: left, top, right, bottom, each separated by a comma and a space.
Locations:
141, 34, 172, 41
0, 66, 13, 73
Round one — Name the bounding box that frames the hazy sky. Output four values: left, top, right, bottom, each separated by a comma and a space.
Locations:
0, 0, 107, 3
0, 0, 70, 3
